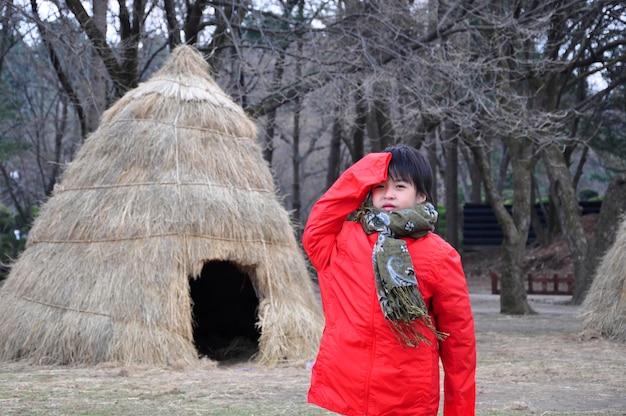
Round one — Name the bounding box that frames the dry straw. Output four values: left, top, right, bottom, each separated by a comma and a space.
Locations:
0, 45, 323, 366
580, 212, 626, 342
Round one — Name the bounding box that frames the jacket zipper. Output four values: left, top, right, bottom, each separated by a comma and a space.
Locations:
362, 288, 378, 416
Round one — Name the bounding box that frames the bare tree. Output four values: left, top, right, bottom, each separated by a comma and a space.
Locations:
3, 0, 624, 311
530, 0, 626, 304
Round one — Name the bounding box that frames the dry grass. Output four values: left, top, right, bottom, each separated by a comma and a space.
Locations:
580, 213, 626, 342
0, 294, 624, 415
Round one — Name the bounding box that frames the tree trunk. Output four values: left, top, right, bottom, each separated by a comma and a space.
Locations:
291, 38, 304, 235
87, 0, 107, 134
366, 96, 394, 152
32, 0, 87, 139
292, 96, 302, 236
443, 124, 459, 248
65, 0, 139, 96
496, 142, 509, 196
529, 174, 549, 246
464, 133, 534, 314
351, 87, 367, 163
262, 50, 286, 166
500, 232, 533, 314
582, 173, 626, 301
469, 154, 482, 203
542, 144, 588, 304
374, 99, 394, 150
163, 0, 181, 48
326, 115, 342, 189
459, 143, 481, 204
499, 137, 535, 314
427, 129, 439, 206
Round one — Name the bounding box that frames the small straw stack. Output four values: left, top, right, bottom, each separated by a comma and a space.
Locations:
580, 212, 626, 342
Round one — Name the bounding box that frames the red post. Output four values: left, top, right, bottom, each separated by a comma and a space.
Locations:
491, 271, 499, 294
566, 274, 574, 294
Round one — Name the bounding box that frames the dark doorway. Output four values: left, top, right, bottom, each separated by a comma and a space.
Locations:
189, 261, 260, 362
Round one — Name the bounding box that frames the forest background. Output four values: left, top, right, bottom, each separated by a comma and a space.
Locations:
0, 0, 625, 314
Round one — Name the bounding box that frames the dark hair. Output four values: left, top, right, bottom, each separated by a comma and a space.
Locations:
384, 144, 434, 203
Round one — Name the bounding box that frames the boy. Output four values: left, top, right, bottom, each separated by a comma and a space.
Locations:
303, 145, 476, 416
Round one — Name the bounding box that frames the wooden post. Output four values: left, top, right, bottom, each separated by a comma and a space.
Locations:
553, 273, 559, 294
491, 271, 500, 294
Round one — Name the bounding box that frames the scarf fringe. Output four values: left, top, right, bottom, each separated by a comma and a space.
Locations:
384, 286, 428, 320
385, 286, 449, 347
387, 320, 449, 348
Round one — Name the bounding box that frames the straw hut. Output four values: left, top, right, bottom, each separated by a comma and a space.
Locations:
0, 45, 323, 366
580, 212, 626, 342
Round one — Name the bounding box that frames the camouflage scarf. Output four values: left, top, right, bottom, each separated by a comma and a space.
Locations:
357, 202, 447, 347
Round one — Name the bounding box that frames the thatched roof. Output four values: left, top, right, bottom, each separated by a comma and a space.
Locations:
580, 212, 626, 342
0, 45, 323, 366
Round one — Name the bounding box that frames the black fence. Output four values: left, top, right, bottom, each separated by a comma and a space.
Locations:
462, 201, 602, 250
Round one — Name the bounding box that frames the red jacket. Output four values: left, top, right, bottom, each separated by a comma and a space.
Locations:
303, 153, 476, 416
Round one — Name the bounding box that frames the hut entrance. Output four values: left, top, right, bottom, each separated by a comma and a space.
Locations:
189, 260, 260, 362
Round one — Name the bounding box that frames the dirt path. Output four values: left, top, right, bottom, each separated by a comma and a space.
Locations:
0, 293, 624, 415
472, 293, 625, 414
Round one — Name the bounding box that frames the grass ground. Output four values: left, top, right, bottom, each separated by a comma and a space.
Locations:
1, 293, 624, 415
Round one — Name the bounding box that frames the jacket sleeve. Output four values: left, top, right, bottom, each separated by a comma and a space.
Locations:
430, 247, 476, 416
302, 152, 391, 272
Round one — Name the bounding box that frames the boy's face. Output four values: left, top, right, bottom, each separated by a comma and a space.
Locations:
371, 178, 426, 211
